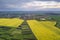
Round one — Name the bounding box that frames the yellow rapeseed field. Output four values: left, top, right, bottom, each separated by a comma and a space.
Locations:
0, 18, 24, 27
27, 20, 60, 40
40, 21, 56, 26
39, 21, 60, 35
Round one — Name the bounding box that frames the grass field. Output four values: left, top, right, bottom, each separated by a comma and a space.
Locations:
0, 18, 24, 27
27, 20, 60, 40
46, 15, 60, 28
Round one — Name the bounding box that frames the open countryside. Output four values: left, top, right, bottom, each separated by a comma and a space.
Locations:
0, 0, 60, 40
0, 17, 60, 40
27, 20, 60, 40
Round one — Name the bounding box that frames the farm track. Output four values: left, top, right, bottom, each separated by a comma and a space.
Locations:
0, 18, 60, 40
0, 20, 37, 40
27, 20, 60, 40
16, 20, 37, 40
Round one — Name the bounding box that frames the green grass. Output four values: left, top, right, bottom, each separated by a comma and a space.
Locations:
0, 20, 37, 40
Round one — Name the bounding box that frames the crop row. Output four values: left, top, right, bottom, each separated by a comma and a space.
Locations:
0, 18, 24, 27
27, 20, 60, 40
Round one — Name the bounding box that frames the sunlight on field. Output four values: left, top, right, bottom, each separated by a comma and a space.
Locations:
27, 20, 60, 40
39, 21, 60, 35
40, 21, 56, 26
0, 18, 24, 27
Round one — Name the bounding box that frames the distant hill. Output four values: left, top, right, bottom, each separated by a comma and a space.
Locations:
0, 11, 60, 15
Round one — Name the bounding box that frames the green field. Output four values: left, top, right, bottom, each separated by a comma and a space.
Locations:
0, 18, 36, 40
47, 15, 60, 28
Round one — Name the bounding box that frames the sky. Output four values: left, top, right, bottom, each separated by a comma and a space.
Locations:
0, 0, 60, 11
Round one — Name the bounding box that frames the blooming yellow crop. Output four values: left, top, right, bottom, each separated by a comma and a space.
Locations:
39, 21, 60, 37
0, 18, 24, 27
27, 20, 60, 40
40, 21, 56, 26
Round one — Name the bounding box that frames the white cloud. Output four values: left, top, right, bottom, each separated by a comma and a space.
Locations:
21, 1, 60, 10
5, 1, 60, 11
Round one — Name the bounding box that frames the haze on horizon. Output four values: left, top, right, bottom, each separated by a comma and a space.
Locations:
0, 0, 60, 11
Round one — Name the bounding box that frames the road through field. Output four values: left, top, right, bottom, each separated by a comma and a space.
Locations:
27, 20, 60, 40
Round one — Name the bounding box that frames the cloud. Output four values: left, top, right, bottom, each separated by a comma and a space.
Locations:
20, 1, 60, 10
0, 0, 35, 8
0, 0, 60, 11
36, 0, 60, 2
